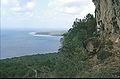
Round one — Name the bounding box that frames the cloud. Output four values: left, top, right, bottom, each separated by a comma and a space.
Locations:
62, 7, 81, 15
38, 0, 95, 29
1, 0, 35, 16
34, 0, 95, 29
1, 0, 19, 7
1, 0, 95, 30
48, 0, 95, 16
1, 0, 9, 5
27, 1, 35, 9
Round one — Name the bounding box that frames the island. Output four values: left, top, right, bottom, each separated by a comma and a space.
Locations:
34, 31, 66, 36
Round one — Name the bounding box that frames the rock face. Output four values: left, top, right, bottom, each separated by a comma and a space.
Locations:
92, 0, 120, 57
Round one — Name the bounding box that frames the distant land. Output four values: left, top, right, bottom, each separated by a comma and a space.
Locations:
29, 31, 66, 36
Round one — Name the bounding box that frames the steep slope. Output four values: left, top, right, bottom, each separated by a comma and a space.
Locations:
56, 0, 120, 77
93, 0, 120, 53
0, 0, 119, 78
86, 0, 120, 77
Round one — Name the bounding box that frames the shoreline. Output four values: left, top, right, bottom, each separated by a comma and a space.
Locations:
29, 31, 65, 37
0, 52, 58, 60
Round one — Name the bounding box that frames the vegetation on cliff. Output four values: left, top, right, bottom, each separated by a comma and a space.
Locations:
0, 13, 119, 78
0, 53, 57, 78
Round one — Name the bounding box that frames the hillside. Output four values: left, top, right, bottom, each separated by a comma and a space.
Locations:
0, 0, 120, 78
0, 53, 57, 78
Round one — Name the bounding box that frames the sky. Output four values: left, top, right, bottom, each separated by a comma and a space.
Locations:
1, 0, 95, 31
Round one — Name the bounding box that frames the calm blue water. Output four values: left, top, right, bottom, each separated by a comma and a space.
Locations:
1, 30, 62, 59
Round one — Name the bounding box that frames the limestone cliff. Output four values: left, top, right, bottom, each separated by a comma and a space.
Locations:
84, 0, 120, 64
85, 0, 120, 77
90, 0, 120, 58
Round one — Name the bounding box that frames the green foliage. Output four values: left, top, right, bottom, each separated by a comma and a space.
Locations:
61, 13, 96, 49
97, 50, 112, 62
55, 13, 96, 77
55, 48, 89, 77
0, 53, 57, 78
1, 13, 119, 78
0, 13, 97, 78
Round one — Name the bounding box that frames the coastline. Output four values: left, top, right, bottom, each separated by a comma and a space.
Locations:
29, 31, 65, 37
0, 49, 59, 60
0, 51, 58, 60
1, 30, 62, 60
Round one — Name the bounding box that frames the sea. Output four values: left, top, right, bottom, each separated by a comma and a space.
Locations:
0, 30, 62, 59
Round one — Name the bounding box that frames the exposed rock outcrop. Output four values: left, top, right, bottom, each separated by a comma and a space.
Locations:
86, 0, 120, 77
90, 0, 120, 58
81, 0, 120, 77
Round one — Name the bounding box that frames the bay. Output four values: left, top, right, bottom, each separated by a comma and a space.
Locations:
1, 30, 62, 59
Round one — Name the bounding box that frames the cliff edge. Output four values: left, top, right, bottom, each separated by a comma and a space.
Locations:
87, 0, 120, 58
86, 0, 120, 77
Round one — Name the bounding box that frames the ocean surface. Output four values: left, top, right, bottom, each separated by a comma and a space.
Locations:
1, 30, 62, 59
